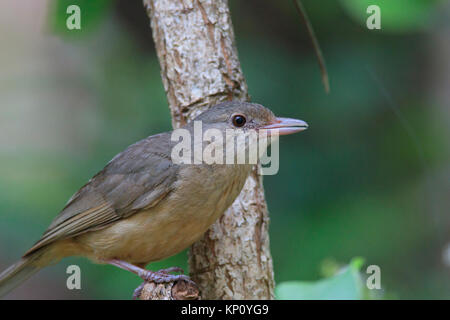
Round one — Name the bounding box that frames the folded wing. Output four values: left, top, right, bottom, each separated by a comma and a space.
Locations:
25, 133, 178, 256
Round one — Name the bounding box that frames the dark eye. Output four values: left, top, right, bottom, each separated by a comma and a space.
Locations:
232, 114, 246, 127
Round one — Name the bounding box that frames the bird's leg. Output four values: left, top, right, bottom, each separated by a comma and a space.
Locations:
107, 259, 187, 281
106, 259, 192, 299
157, 266, 184, 274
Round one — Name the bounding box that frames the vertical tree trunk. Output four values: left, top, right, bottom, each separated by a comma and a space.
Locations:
142, 0, 275, 299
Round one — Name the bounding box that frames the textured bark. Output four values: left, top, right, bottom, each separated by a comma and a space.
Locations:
141, 0, 275, 299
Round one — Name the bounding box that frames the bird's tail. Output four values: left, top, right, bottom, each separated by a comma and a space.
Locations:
0, 250, 46, 298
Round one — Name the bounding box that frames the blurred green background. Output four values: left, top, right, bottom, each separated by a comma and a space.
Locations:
0, 0, 449, 299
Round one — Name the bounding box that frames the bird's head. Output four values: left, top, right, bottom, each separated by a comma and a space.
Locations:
192, 101, 308, 135
174, 101, 308, 167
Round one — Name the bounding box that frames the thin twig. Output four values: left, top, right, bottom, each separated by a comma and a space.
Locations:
293, 0, 330, 94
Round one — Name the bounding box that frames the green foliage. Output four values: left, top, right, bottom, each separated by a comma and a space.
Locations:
275, 258, 366, 300
48, 0, 112, 37
340, 0, 441, 32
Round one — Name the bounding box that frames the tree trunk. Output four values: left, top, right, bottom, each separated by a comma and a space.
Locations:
141, 0, 275, 300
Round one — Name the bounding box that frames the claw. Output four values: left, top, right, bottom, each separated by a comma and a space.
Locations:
133, 282, 146, 300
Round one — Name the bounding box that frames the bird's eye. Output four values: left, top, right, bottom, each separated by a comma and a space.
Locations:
232, 114, 246, 127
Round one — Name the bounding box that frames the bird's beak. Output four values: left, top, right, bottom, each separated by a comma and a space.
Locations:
260, 117, 308, 136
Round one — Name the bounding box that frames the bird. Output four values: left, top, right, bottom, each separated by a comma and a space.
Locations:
0, 101, 308, 298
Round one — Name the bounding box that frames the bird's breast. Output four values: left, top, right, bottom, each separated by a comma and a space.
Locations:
75, 164, 252, 264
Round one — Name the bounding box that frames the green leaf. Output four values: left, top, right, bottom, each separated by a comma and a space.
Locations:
339, 0, 441, 32
275, 258, 365, 300
48, 0, 112, 38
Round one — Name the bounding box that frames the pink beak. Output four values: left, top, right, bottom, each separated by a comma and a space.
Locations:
260, 117, 308, 136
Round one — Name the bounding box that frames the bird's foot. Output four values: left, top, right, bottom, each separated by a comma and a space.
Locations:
104, 260, 194, 299
138, 267, 190, 283
133, 266, 194, 299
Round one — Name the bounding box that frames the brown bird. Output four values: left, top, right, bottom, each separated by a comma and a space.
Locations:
0, 101, 307, 298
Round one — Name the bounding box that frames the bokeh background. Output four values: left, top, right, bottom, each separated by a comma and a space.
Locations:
0, 0, 449, 299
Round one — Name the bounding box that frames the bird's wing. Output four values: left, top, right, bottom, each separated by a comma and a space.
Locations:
24, 133, 178, 256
